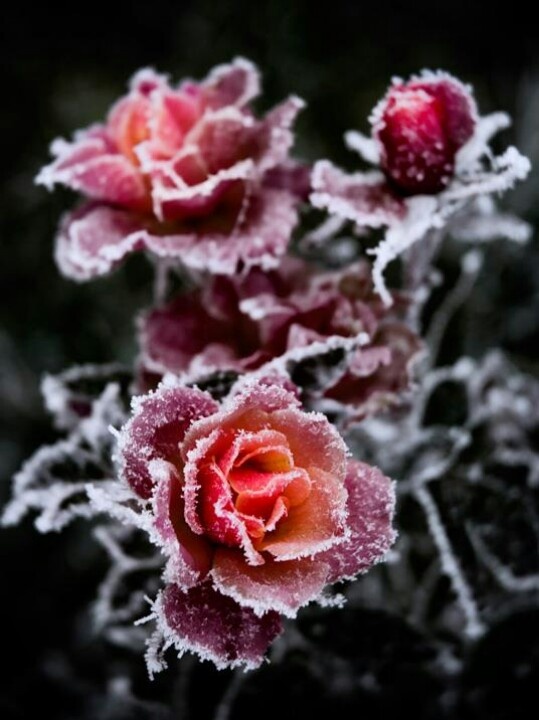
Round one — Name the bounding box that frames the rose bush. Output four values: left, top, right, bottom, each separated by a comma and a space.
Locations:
117, 377, 396, 668
37, 58, 307, 279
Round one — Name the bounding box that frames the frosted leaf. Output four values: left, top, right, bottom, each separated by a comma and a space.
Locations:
41, 362, 131, 431
441, 146, 531, 203
93, 524, 164, 633
2, 382, 126, 532
344, 130, 380, 165
310, 161, 405, 230
347, 347, 539, 640
455, 112, 511, 169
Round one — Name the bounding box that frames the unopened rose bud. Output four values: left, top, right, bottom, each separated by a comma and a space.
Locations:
374, 75, 476, 195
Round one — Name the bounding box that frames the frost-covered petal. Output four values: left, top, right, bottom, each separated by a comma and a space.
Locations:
159, 582, 282, 669
310, 160, 405, 228
211, 549, 330, 617
57, 188, 298, 280
151, 458, 213, 587
320, 460, 396, 583
258, 466, 347, 560
264, 407, 348, 478
118, 385, 218, 499
201, 57, 261, 109
55, 204, 147, 281
257, 96, 306, 174
143, 188, 299, 274
264, 160, 312, 199
138, 294, 234, 375
36, 133, 149, 210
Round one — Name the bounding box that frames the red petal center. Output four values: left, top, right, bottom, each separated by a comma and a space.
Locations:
196, 429, 311, 549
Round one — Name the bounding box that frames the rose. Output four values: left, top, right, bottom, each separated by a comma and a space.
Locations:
137, 260, 421, 422
117, 378, 396, 668
37, 58, 308, 280
373, 74, 476, 195
310, 71, 519, 304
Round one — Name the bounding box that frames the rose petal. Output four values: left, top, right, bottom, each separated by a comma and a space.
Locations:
310, 160, 405, 228
56, 187, 297, 280
118, 385, 218, 499
257, 96, 305, 174
151, 458, 213, 587
267, 407, 348, 478
188, 107, 258, 175
258, 466, 346, 560
36, 134, 148, 210
319, 460, 396, 583
160, 581, 282, 670
264, 161, 312, 200
202, 57, 261, 109
55, 203, 146, 281
144, 188, 298, 275
139, 293, 232, 374
212, 549, 330, 617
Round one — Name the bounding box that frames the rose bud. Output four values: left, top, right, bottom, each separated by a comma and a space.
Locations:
373, 74, 476, 195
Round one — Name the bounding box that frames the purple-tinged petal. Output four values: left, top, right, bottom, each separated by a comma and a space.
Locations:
151, 459, 213, 587
310, 160, 405, 228
55, 204, 146, 281
57, 187, 297, 280
138, 294, 233, 375
264, 161, 312, 200
143, 189, 298, 274
257, 96, 305, 174
211, 549, 330, 617
117, 385, 218, 499
159, 582, 282, 670
320, 460, 396, 583
201, 57, 261, 109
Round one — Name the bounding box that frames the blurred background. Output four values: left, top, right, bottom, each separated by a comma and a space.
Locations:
1, 1, 539, 717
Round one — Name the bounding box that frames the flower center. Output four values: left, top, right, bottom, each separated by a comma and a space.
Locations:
197, 429, 311, 548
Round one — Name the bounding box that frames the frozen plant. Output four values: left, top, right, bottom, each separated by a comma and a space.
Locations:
310, 71, 531, 303
2, 58, 533, 679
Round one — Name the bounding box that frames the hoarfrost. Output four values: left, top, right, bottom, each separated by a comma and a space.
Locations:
2, 381, 127, 532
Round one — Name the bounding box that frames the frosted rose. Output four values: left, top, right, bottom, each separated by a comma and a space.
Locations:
37, 59, 307, 279
375, 75, 476, 195
309, 71, 530, 304
138, 259, 421, 421
118, 379, 395, 668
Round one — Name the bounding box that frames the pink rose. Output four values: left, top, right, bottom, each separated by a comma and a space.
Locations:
117, 378, 396, 668
37, 59, 308, 279
137, 260, 421, 422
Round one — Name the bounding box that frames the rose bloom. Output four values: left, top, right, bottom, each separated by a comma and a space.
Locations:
37, 58, 308, 280
137, 259, 421, 423
118, 378, 396, 668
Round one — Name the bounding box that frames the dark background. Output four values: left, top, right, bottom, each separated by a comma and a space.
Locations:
1, 2, 539, 717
